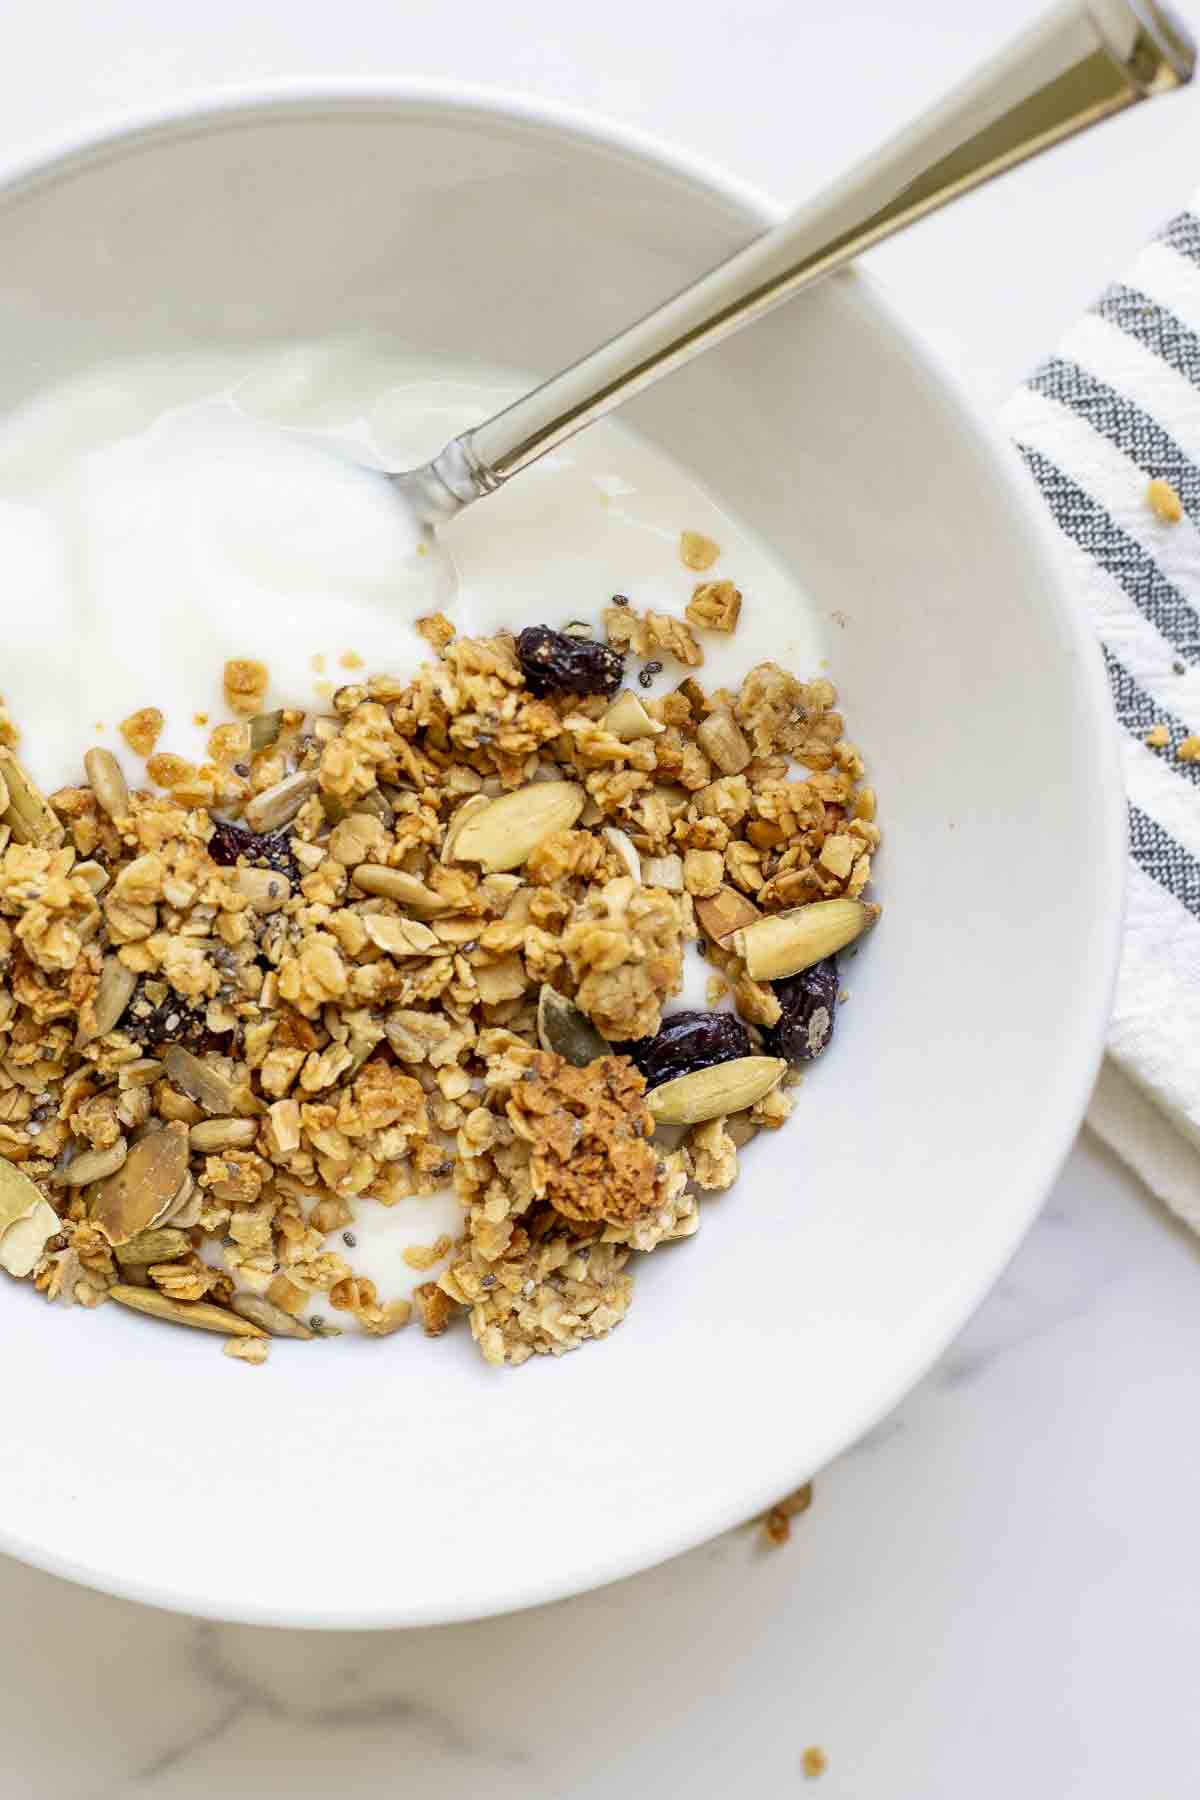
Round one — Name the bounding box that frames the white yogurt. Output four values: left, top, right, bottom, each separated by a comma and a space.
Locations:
0, 341, 826, 1328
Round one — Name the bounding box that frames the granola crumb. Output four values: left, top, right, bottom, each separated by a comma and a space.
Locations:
686, 579, 742, 634
1145, 723, 1170, 748
311, 653, 326, 673
223, 658, 269, 717
761, 1481, 813, 1546
416, 612, 456, 653
1148, 477, 1183, 523
1177, 735, 1200, 763
192, 712, 208, 728
801, 1747, 828, 1780
118, 705, 162, 756
339, 650, 364, 670
223, 1336, 269, 1365
680, 529, 720, 572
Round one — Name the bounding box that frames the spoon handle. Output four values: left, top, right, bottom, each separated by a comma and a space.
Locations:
412, 0, 1193, 515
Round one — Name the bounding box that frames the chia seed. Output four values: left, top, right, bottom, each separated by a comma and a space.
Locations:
342, 1230, 357, 1248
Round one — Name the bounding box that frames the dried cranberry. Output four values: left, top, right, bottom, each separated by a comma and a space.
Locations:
762, 957, 839, 1063
516, 625, 624, 698
617, 1009, 752, 1090
207, 818, 300, 885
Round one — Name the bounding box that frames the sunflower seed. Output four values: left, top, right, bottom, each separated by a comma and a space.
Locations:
234, 867, 292, 913
163, 1046, 238, 1115
107, 1284, 266, 1337
115, 1227, 192, 1265
78, 955, 137, 1046
189, 1117, 259, 1153
439, 793, 491, 864
350, 865, 449, 914
230, 1293, 315, 1339
74, 860, 109, 895
53, 1139, 127, 1188
0, 750, 63, 847
646, 1055, 785, 1125
735, 898, 877, 981
537, 985, 611, 1066
243, 770, 318, 832
83, 747, 131, 821
448, 781, 585, 873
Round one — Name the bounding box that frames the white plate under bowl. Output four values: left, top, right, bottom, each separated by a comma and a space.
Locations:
0, 86, 1123, 1628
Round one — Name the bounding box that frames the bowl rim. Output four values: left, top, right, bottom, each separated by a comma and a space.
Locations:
0, 77, 1126, 1628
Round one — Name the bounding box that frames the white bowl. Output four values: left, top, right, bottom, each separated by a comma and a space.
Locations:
0, 85, 1123, 1627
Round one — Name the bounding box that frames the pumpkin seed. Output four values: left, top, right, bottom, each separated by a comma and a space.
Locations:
248, 709, 285, 755
83, 747, 130, 821
108, 1284, 266, 1337
0, 750, 63, 847
735, 898, 876, 981
646, 1055, 785, 1125
230, 1293, 315, 1339
537, 985, 611, 1067
243, 770, 318, 832
448, 781, 585, 873
89, 1120, 189, 1245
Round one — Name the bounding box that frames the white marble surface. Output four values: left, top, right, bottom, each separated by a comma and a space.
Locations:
3, 2, 1200, 1793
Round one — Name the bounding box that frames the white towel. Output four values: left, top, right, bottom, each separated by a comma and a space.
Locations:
1004, 206, 1200, 1231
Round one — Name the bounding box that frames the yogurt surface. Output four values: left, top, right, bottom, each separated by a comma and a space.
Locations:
0, 340, 826, 1327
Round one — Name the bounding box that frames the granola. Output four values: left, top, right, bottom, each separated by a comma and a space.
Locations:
0, 576, 879, 1369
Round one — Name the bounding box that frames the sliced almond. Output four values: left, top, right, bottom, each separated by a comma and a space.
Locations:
647, 1056, 785, 1126
0, 768, 8, 813
448, 781, 585, 874
0, 1198, 60, 1277
694, 884, 761, 945
89, 1121, 189, 1245
230, 1293, 315, 1339
362, 914, 440, 957
602, 690, 665, 741
640, 853, 684, 892
74, 860, 109, 895
108, 1284, 266, 1337
0, 750, 64, 848
243, 770, 318, 832
83, 747, 130, 821
439, 793, 491, 865
78, 955, 138, 1046
602, 826, 641, 884
53, 1139, 127, 1188
189, 1117, 259, 1153
234, 867, 292, 913
115, 1227, 193, 1266
537, 985, 612, 1066
160, 1172, 201, 1229
163, 1046, 238, 1115
350, 866, 448, 914
680, 530, 720, 571
0, 1158, 50, 1235
735, 898, 877, 981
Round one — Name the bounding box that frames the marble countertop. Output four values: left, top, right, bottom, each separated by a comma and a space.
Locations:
4, 3, 1200, 1794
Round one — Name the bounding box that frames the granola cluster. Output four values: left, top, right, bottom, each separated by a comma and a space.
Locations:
0, 552, 879, 1368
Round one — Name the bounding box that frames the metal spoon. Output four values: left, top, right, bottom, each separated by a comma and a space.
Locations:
393, 0, 1192, 530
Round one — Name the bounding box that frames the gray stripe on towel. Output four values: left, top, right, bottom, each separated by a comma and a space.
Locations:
1129, 801, 1200, 918
1094, 284, 1200, 389
1029, 357, 1200, 522
1016, 444, 1200, 664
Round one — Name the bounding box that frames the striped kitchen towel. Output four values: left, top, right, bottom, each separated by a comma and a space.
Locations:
1005, 207, 1200, 1233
